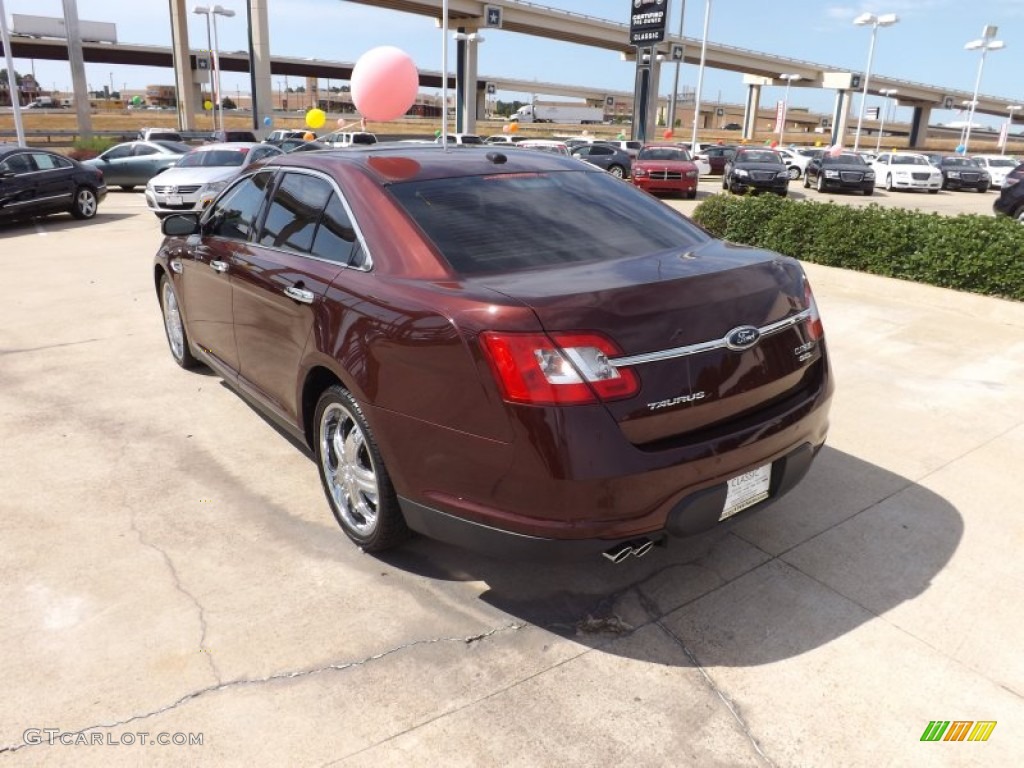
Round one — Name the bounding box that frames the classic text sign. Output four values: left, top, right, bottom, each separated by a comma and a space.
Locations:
630, 0, 668, 46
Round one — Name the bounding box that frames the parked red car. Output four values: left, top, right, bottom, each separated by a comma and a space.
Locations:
155, 145, 833, 562
630, 144, 700, 199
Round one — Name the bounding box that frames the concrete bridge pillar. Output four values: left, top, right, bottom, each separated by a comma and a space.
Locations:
908, 105, 932, 148
830, 90, 853, 147
743, 84, 762, 140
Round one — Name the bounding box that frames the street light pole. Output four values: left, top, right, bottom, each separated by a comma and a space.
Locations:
852, 12, 899, 152
875, 88, 898, 152
689, 0, 712, 152
667, 0, 686, 132
777, 74, 800, 146
0, 0, 26, 146
1004, 105, 1023, 155
193, 5, 235, 134
963, 26, 1005, 154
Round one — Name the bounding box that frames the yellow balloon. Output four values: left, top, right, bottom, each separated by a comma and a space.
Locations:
814, 140, 822, 147
306, 108, 326, 129
203, 100, 213, 111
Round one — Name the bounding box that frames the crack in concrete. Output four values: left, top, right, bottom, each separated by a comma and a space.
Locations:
636, 590, 776, 768
0, 333, 140, 357
0, 623, 523, 755
129, 512, 222, 684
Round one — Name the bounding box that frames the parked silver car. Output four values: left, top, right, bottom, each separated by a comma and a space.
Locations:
144, 142, 282, 217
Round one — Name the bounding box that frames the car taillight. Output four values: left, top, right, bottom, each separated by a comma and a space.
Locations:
480, 331, 639, 406
1004, 175, 1021, 188
804, 281, 824, 341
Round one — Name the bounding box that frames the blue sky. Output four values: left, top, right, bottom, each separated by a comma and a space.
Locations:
4, 0, 1022, 126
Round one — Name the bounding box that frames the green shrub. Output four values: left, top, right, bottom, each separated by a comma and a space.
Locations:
691, 194, 1023, 301
67, 137, 116, 161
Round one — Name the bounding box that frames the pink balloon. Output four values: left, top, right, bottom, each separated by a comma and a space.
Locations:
828, 144, 844, 157
351, 46, 419, 122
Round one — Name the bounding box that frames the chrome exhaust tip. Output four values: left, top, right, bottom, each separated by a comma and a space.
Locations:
602, 542, 634, 564
630, 538, 655, 558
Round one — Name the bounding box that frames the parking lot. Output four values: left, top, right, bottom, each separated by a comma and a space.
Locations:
1, 188, 1022, 766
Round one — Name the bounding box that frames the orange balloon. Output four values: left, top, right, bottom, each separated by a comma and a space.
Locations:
303, 131, 315, 141
508, 122, 519, 133
663, 129, 673, 139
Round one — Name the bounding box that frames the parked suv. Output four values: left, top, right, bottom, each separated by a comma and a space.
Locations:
210, 130, 258, 143
992, 162, 1024, 222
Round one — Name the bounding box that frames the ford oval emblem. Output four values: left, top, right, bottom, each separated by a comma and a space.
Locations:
725, 325, 761, 351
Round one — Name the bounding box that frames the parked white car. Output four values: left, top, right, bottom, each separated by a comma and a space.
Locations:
775, 148, 812, 180
971, 154, 1020, 189
869, 152, 943, 193
319, 131, 377, 148
516, 139, 571, 157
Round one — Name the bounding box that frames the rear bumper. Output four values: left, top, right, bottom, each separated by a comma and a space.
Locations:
399, 441, 821, 561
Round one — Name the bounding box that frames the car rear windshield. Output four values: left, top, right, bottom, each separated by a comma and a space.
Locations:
388, 170, 708, 276
893, 155, 929, 166
350, 133, 377, 145
942, 157, 978, 167
179, 149, 248, 167
154, 141, 192, 154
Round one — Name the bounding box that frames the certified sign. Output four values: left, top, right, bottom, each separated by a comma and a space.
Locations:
629, 0, 668, 46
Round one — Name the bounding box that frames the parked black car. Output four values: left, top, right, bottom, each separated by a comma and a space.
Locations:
992, 162, 1024, 222
209, 130, 259, 143
0, 145, 107, 222
723, 148, 789, 195
804, 152, 875, 195
935, 156, 990, 192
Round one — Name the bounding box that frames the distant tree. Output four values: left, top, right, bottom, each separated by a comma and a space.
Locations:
494, 100, 525, 118
294, 86, 306, 93
340, 85, 350, 93
221, 96, 237, 110
0, 68, 24, 85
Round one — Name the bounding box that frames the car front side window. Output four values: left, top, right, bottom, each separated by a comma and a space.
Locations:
258, 172, 333, 254
205, 171, 274, 241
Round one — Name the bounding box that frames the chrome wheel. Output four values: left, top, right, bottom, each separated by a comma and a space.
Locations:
788, 166, 800, 180
72, 187, 98, 219
608, 165, 625, 179
319, 402, 379, 537
161, 280, 185, 362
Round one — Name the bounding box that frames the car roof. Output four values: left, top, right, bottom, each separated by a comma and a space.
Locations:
261, 144, 591, 184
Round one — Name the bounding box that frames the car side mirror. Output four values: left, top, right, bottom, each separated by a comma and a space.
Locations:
161, 213, 200, 237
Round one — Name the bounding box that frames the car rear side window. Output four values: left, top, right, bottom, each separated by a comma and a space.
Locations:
31, 153, 71, 170
311, 193, 360, 265
389, 171, 707, 276
206, 171, 274, 241
259, 172, 333, 253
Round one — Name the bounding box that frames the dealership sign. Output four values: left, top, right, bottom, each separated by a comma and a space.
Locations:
630, 0, 668, 45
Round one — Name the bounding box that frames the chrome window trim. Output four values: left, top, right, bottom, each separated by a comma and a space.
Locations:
609, 309, 812, 367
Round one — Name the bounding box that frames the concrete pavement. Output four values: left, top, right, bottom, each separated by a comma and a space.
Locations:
1, 191, 1022, 766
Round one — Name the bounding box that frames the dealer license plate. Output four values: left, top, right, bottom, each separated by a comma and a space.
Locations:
167, 194, 183, 206
720, 464, 772, 521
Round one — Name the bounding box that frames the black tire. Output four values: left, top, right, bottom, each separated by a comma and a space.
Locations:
928, 189, 939, 194
978, 184, 989, 193
607, 165, 625, 179
722, 175, 728, 190
314, 385, 409, 552
864, 186, 874, 196
159, 274, 199, 369
70, 186, 98, 219
816, 174, 826, 193
803, 173, 811, 189
686, 189, 697, 200
885, 174, 894, 192
120, 185, 135, 192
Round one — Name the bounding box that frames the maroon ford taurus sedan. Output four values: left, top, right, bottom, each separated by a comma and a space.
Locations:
154, 145, 833, 562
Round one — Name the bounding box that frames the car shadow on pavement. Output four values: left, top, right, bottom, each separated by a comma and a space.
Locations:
378, 446, 962, 668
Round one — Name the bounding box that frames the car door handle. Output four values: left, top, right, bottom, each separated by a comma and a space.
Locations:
283, 286, 314, 304
210, 260, 229, 273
